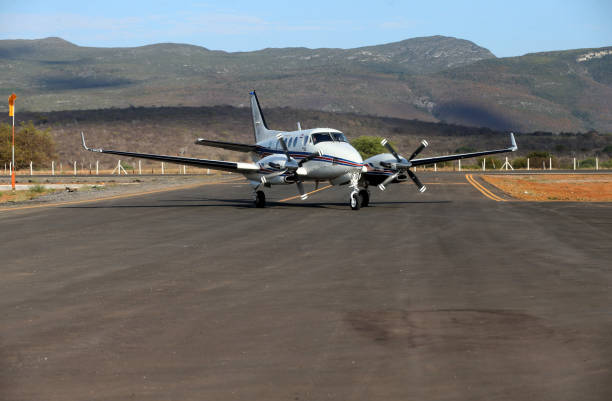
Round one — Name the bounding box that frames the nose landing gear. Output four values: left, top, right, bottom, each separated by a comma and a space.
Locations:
350, 189, 370, 210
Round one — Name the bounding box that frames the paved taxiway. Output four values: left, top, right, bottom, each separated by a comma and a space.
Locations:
1, 173, 611, 400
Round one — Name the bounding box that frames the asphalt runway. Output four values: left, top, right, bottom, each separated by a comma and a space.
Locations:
1, 172, 611, 401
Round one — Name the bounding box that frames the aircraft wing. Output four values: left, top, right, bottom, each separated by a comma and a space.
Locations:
409, 133, 517, 167
195, 138, 258, 153
81, 133, 260, 173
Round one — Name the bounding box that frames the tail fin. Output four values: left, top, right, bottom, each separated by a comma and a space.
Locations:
250, 91, 274, 142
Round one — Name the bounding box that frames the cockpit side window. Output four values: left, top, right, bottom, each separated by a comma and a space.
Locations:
332, 133, 347, 142
312, 133, 333, 144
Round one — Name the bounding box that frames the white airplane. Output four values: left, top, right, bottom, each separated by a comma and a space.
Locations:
81, 91, 517, 210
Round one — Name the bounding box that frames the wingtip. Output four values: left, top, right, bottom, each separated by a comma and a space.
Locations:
510, 132, 518, 151
80, 132, 88, 150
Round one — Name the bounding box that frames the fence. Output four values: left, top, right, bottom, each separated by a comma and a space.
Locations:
1, 156, 610, 176
2, 160, 218, 176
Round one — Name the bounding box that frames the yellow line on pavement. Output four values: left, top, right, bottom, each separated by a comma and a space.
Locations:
465, 174, 506, 202
0, 177, 245, 213
279, 185, 333, 202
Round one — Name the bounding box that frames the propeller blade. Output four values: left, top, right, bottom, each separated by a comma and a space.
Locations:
296, 181, 308, 200
260, 169, 288, 184
407, 140, 428, 161
276, 134, 291, 161
380, 138, 401, 162
298, 150, 322, 167
377, 172, 399, 191
406, 169, 426, 192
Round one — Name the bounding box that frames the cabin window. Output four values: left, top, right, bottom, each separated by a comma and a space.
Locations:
312, 133, 333, 144
303, 136, 309, 146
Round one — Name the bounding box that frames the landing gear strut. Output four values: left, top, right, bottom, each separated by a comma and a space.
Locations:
255, 190, 266, 208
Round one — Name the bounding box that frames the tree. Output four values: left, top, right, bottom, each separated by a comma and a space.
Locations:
350, 136, 389, 159
0, 121, 57, 169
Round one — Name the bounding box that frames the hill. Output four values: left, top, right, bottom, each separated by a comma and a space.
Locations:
15, 106, 612, 168
1, 37, 611, 133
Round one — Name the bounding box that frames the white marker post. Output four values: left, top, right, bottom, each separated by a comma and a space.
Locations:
549, 157, 552, 171
96, 160, 99, 175
52, 161, 55, 176
527, 158, 530, 171
482, 158, 485, 171
30, 161, 33, 176
596, 157, 599, 171
573, 158, 576, 170
458, 159, 461, 171
161, 162, 164, 175
138, 160, 142, 175
73, 161, 77, 176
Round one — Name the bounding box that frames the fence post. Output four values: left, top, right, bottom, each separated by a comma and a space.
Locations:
482, 158, 485, 171
458, 159, 461, 171
138, 160, 142, 175
527, 158, 529, 171
30, 161, 33, 176
549, 157, 552, 171
73, 161, 77, 176
573, 157, 576, 170
161, 162, 164, 175
434, 163, 437, 172
96, 160, 99, 175
52, 161, 55, 176
596, 157, 599, 171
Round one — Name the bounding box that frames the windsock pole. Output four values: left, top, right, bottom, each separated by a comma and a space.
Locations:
8, 93, 17, 190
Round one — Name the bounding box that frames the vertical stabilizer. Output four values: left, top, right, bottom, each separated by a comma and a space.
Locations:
250, 91, 274, 142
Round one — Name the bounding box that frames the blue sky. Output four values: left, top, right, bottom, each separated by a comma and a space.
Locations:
0, 0, 610, 57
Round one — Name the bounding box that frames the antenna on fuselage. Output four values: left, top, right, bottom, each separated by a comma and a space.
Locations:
297, 122, 302, 131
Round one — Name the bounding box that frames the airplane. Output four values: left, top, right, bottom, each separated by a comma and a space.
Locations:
81, 91, 518, 210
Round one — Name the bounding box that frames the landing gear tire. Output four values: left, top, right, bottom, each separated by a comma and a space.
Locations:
255, 191, 266, 208
350, 191, 362, 210
359, 189, 370, 207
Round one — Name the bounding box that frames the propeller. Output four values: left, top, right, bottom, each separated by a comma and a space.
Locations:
377, 139, 428, 192
266, 134, 321, 200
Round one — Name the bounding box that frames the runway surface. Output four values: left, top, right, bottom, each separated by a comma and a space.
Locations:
1, 172, 612, 400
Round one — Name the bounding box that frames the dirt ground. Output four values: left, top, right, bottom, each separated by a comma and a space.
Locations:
0, 173, 236, 208
482, 174, 612, 201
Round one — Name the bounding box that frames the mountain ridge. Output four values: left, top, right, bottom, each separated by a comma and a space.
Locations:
1, 36, 610, 133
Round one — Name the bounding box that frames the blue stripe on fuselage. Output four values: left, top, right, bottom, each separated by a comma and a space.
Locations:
255, 147, 363, 167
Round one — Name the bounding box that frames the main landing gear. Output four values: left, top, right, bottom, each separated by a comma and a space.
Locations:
255, 190, 266, 208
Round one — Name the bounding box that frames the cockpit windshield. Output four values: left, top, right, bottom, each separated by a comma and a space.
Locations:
332, 133, 347, 142
312, 132, 347, 144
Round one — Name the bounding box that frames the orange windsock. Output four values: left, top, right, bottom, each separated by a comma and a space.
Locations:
8, 93, 17, 116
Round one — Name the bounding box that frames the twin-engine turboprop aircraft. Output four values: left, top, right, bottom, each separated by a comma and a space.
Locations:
81, 91, 517, 210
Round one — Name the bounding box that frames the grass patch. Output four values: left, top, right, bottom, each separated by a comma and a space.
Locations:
0, 186, 62, 204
